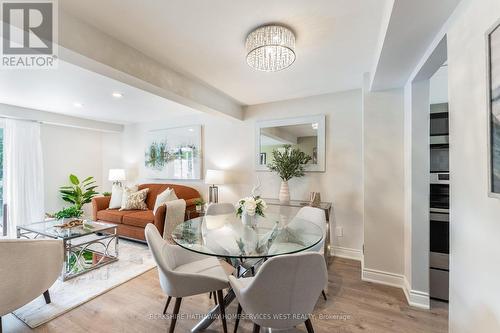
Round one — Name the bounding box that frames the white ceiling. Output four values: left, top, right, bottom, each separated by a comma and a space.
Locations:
61, 0, 390, 105
0, 61, 200, 124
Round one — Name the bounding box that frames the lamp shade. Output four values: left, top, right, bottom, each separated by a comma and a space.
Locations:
108, 169, 126, 182
205, 169, 225, 185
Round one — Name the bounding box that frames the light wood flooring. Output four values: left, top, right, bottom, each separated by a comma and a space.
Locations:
2, 257, 448, 333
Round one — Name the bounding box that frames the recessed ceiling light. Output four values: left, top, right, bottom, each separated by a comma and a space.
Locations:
312, 123, 319, 130
188, 128, 194, 132
73, 102, 83, 108
112, 92, 123, 98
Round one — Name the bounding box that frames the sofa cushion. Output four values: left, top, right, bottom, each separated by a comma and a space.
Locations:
96, 209, 131, 223
122, 210, 155, 228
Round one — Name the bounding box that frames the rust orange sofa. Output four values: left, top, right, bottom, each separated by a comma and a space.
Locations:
92, 183, 201, 241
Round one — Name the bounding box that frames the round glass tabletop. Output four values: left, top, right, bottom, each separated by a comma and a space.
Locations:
171, 213, 323, 259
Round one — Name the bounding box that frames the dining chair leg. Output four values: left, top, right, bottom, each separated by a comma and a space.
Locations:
163, 296, 172, 314
169, 297, 182, 333
322, 290, 327, 301
43, 290, 51, 304
305, 319, 315, 333
233, 303, 242, 333
214, 291, 218, 305
252, 323, 260, 333
217, 290, 228, 333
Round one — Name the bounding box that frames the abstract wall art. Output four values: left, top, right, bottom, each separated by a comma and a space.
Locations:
144, 125, 202, 179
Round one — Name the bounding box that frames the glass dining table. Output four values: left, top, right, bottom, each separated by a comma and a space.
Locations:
171, 212, 323, 332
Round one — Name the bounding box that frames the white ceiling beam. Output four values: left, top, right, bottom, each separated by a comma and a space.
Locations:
57, 10, 244, 120
0, 103, 123, 133
369, 0, 461, 91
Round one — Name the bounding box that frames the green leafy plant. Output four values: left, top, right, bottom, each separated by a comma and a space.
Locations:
194, 198, 205, 206
102, 192, 112, 197
54, 206, 83, 220
267, 145, 312, 181
59, 174, 99, 210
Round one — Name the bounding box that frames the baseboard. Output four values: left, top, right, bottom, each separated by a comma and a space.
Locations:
403, 278, 430, 309
361, 267, 430, 309
361, 267, 406, 289
331, 246, 363, 261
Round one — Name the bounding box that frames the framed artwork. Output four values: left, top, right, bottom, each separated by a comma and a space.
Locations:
144, 125, 202, 179
488, 21, 500, 196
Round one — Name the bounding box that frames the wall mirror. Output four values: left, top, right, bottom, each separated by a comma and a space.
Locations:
255, 115, 326, 172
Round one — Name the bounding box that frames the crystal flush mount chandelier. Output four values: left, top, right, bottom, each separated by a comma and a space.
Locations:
246, 24, 296, 72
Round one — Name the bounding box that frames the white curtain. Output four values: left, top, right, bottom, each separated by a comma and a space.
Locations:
4, 119, 45, 237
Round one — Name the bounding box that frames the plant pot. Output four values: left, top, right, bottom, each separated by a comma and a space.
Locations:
279, 180, 290, 203
196, 205, 202, 212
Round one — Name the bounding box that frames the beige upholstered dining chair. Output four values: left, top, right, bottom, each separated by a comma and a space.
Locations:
205, 203, 235, 216
295, 206, 329, 300
0, 239, 63, 332
230, 252, 327, 333
145, 223, 230, 333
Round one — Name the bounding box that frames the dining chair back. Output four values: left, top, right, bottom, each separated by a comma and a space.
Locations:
295, 206, 326, 253
205, 203, 235, 216
0, 238, 63, 329
145, 224, 230, 333
230, 252, 327, 331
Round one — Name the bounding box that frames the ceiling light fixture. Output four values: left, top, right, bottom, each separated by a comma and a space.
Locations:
246, 24, 296, 72
73, 102, 83, 108
112, 92, 123, 98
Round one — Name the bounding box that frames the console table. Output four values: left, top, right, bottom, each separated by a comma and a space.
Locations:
262, 198, 333, 265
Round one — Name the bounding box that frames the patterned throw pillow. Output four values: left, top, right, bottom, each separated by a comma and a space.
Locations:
119, 188, 149, 211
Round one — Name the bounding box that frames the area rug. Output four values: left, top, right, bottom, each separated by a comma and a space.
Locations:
13, 239, 156, 328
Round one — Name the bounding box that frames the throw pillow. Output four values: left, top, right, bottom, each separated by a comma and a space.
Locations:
120, 185, 138, 207
108, 184, 124, 209
153, 188, 178, 214
119, 188, 149, 211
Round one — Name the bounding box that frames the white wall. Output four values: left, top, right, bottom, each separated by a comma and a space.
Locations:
447, 0, 500, 331
121, 90, 364, 252
41, 124, 121, 216
362, 76, 406, 277
430, 65, 449, 104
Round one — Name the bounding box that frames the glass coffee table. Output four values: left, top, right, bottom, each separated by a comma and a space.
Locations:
17, 219, 118, 281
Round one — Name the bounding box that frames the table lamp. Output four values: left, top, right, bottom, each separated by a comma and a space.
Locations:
205, 169, 225, 203
109, 169, 126, 187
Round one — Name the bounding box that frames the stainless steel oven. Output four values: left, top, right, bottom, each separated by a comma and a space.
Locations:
430, 211, 449, 301
429, 173, 449, 301
430, 184, 449, 211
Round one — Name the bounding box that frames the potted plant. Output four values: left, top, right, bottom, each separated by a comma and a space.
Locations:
236, 196, 267, 227
194, 198, 205, 212
59, 174, 99, 211
267, 145, 311, 203
54, 206, 84, 222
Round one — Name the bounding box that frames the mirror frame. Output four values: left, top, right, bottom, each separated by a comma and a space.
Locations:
255, 114, 326, 172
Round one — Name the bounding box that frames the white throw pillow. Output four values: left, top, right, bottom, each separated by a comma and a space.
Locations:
108, 185, 124, 209
153, 188, 178, 214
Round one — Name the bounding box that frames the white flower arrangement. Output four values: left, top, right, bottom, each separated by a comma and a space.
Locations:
236, 196, 267, 218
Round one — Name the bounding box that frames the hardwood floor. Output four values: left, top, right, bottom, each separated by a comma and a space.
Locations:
2, 257, 448, 333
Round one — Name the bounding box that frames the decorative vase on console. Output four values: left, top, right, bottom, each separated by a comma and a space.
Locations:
267, 145, 312, 204
236, 196, 267, 227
